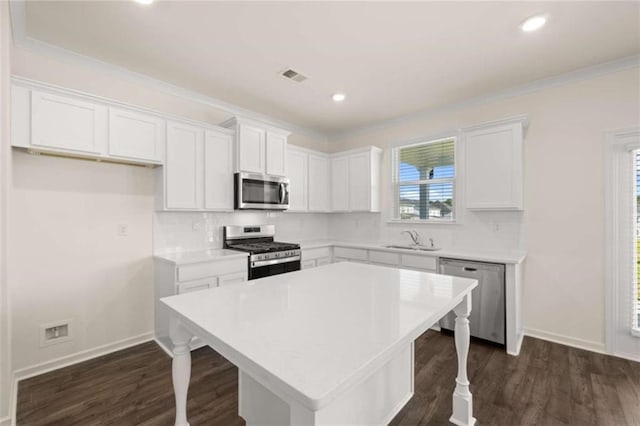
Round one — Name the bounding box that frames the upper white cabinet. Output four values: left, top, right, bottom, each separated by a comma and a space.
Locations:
221, 117, 290, 176
308, 153, 330, 212
158, 121, 235, 211
286, 145, 331, 213
331, 146, 383, 212
204, 130, 234, 210
31, 90, 107, 155
266, 132, 288, 176
108, 107, 164, 163
462, 116, 527, 210
165, 122, 204, 210
11, 82, 164, 166
287, 146, 308, 211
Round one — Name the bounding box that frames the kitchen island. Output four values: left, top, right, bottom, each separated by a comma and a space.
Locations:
161, 262, 478, 426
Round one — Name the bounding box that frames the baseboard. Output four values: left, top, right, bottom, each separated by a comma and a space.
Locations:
0, 415, 10, 426
154, 337, 173, 358
13, 331, 153, 382
524, 328, 606, 354
612, 349, 640, 363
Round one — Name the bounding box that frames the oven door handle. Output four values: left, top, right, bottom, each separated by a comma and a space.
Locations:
252, 255, 301, 268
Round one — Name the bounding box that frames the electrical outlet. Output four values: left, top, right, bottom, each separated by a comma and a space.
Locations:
40, 320, 73, 347
117, 224, 128, 236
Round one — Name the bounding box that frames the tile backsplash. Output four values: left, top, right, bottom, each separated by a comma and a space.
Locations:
153, 211, 330, 254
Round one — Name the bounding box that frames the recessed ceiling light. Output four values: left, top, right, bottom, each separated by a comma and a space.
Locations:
134, 0, 154, 5
520, 14, 547, 32
332, 93, 346, 102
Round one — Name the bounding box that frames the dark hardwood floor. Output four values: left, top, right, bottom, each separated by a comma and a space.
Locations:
17, 331, 640, 425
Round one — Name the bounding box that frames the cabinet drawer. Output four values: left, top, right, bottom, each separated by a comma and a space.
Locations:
369, 250, 400, 266
302, 247, 332, 261
333, 247, 367, 261
177, 258, 247, 282
401, 254, 437, 271
177, 278, 216, 294
218, 271, 247, 286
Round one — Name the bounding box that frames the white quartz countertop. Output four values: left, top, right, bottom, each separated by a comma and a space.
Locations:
161, 262, 477, 410
300, 240, 526, 264
154, 249, 248, 265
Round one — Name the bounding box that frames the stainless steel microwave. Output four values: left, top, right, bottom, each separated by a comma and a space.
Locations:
234, 172, 290, 210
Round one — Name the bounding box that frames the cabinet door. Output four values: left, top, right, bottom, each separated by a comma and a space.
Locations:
331, 156, 349, 212
108, 107, 164, 162
348, 152, 371, 211
287, 148, 308, 211
165, 121, 203, 209
204, 130, 234, 210
31, 90, 107, 154
266, 132, 287, 176
464, 122, 524, 210
301, 259, 316, 270
237, 123, 265, 173
218, 272, 247, 286
308, 154, 329, 212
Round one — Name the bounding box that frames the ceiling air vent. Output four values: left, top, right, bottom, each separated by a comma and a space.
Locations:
280, 68, 308, 83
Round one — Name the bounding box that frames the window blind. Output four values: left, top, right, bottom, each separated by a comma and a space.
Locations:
393, 138, 455, 221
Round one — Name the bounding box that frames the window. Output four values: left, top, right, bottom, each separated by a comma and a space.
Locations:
392, 137, 455, 221
605, 128, 640, 360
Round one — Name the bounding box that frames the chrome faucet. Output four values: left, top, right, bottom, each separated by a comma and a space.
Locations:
401, 230, 421, 246
429, 238, 435, 248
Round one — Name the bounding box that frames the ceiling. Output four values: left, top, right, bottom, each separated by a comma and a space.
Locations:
16, 1, 640, 134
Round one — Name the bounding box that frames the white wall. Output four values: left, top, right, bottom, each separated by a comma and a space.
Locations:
7, 43, 329, 379
154, 212, 329, 254
329, 68, 640, 350
0, 2, 12, 423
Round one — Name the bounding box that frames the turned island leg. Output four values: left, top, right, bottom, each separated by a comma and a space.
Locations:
170, 319, 193, 426
450, 294, 476, 426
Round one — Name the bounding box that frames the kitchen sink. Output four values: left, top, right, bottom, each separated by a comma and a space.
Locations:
384, 245, 441, 251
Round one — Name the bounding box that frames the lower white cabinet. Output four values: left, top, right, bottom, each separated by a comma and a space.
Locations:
158, 121, 235, 211
154, 256, 248, 352
301, 247, 333, 269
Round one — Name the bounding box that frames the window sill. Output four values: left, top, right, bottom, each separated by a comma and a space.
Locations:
631, 327, 640, 338
386, 219, 460, 226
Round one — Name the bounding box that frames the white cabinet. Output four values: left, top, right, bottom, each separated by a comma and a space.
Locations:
31, 89, 107, 155
159, 121, 235, 211
165, 121, 203, 210
108, 107, 164, 163
155, 256, 248, 352
11, 83, 165, 166
286, 145, 330, 213
463, 117, 526, 210
330, 147, 383, 212
287, 147, 308, 211
222, 117, 290, 176
302, 247, 333, 269
331, 156, 350, 212
308, 153, 330, 212
204, 130, 234, 210
333, 246, 368, 263
266, 132, 288, 176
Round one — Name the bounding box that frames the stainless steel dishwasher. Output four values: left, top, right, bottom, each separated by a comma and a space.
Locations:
438, 258, 506, 346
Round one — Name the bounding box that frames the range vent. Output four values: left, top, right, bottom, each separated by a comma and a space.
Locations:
280, 68, 308, 83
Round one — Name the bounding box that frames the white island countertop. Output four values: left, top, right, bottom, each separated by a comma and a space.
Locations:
161, 262, 477, 411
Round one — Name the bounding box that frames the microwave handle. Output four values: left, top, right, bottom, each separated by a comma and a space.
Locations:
279, 183, 285, 204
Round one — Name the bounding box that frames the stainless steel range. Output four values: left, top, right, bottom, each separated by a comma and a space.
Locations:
223, 225, 301, 280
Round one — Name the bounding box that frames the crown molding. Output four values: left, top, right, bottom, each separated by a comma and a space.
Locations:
9, 0, 639, 142
7, 0, 327, 141
331, 54, 640, 140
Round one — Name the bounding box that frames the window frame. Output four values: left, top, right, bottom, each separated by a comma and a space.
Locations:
389, 135, 458, 224
605, 126, 640, 362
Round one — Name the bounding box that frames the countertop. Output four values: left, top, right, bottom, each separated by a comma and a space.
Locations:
154, 249, 248, 265
161, 262, 477, 410
300, 240, 526, 264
